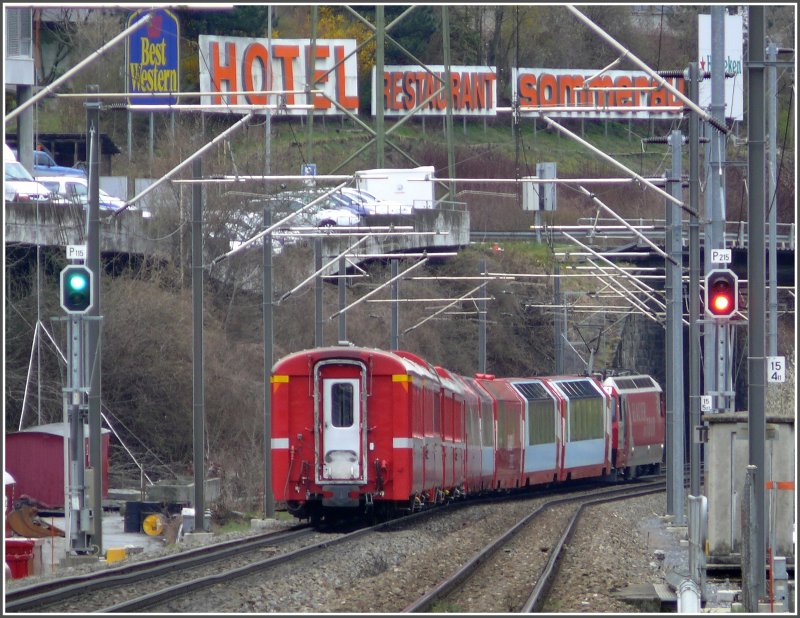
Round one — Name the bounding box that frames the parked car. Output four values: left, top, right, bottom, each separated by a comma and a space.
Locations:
8, 145, 86, 178
4, 144, 52, 203
36, 176, 127, 211
265, 189, 362, 227
339, 187, 412, 215
32, 149, 86, 178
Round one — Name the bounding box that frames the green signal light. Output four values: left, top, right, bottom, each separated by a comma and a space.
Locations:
60, 265, 93, 314
68, 273, 88, 291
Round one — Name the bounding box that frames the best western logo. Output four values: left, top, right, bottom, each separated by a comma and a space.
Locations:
127, 8, 180, 104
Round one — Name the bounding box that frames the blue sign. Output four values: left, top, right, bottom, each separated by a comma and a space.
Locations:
127, 9, 180, 106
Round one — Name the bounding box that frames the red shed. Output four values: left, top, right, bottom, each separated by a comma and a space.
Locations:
4, 423, 110, 509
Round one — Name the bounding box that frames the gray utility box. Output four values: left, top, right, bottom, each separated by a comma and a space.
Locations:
704, 412, 794, 563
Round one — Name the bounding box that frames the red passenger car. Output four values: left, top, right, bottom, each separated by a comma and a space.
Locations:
270, 345, 464, 522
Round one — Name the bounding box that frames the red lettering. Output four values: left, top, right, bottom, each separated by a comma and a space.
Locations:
518, 74, 537, 106
473, 74, 485, 109
666, 78, 684, 106
633, 76, 650, 106
460, 73, 473, 109
450, 72, 461, 109
273, 45, 299, 104
413, 72, 427, 108
389, 71, 403, 110
538, 73, 558, 107
482, 73, 496, 108
651, 82, 668, 107
211, 41, 238, 104
382, 72, 392, 111
242, 43, 269, 105
558, 74, 585, 107
402, 71, 416, 110
306, 45, 330, 109
615, 75, 633, 106
428, 73, 445, 111
588, 75, 613, 107
334, 46, 359, 111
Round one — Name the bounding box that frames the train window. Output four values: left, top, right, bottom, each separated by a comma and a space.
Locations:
557, 379, 599, 399
634, 376, 655, 389
614, 378, 637, 391
497, 401, 510, 448
331, 382, 354, 427
433, 390, 441, 434
528, 399, 556, 445
569, 397, 604, 441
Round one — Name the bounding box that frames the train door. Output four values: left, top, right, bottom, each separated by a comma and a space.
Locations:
315, 361, 366, 484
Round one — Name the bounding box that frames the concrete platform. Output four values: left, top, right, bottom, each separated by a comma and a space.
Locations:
611, 582, 677, 612
20, 510, 169, 575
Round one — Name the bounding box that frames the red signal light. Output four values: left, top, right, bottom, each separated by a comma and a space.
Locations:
704, 269, 738, 318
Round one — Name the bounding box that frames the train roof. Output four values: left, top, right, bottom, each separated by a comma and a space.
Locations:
602, 375, 662, 393
272, 345, 441, 382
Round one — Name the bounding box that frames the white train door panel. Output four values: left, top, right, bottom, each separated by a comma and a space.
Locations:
319, 377, 364, 483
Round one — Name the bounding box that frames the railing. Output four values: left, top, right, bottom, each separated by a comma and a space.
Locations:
571, 217, 795, 251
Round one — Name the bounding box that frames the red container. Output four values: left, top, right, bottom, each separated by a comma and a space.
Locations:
5, 423, 110, 508
5, 539, 35, 579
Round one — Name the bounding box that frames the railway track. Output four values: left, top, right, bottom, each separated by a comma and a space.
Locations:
5, 478, 665, 613
401, 480, 666, 613
4, 525, 316, 613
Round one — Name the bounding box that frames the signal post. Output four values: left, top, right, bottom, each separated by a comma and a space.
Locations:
704, 254, 739, 413
59, 255, 101, 560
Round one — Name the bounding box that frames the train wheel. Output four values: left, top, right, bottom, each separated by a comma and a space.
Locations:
309, 504, 322, 527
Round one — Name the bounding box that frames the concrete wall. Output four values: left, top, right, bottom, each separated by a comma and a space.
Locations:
320, 205, 471, 274
705, 412, 795, 562
4, 201, 161, 257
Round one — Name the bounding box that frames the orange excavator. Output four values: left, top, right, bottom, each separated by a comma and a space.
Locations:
6, 496, 65, 539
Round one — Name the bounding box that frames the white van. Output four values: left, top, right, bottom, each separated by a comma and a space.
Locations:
4, 144, 52, 203
36, 175, 127, 212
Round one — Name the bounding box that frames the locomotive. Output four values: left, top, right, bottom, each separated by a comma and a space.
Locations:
270, 344, 665, 524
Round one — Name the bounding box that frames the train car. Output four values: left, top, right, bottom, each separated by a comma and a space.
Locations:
271, 345, 462, 522
471, 375, 525, 490
602, 375, 665, 478
457, 375, 496, 492
432, 366, 470, 499
540, 376, 613, 481
507, 378, 562, 487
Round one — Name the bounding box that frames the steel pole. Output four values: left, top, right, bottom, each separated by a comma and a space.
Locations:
262, 204, 275, 518
86, 85, 103, 554
391, 259, 399, 350
688, 63, 702, 498
666, 131, 685, 525
766, 43, 778, 356
315, 238, 323, 347
376, 6, 385, 167
192, 157, 205, 532
479, 260, 487, 373
339, 256, 347, 342
746, 6, 767, 601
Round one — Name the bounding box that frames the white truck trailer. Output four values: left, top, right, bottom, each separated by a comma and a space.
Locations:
355, 166, 436, 210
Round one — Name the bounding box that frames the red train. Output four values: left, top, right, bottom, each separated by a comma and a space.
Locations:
270, 345, 665, 523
